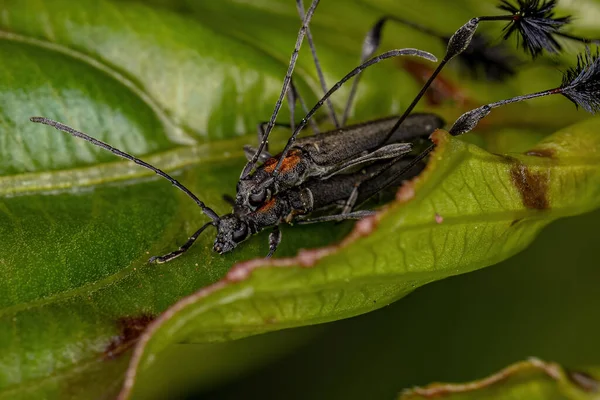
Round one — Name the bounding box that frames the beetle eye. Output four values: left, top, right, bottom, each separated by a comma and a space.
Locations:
232, 223, 248, 243
249, 189, 266, 207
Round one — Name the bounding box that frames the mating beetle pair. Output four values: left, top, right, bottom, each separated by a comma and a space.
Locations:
32, 0, 600, 262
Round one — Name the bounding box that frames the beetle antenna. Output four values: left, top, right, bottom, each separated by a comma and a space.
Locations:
30, 117, 221, 223
268, 48, 438, 182
295, 0, 339, 128
448, 47, 600, 135
241, 0, 321, 179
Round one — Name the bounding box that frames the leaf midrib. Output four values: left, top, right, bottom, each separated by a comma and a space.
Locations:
0, 137, 248, 196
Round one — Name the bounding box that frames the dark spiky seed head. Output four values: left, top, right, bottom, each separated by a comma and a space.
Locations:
560, 48, 600, 113
498, 0, 571, 58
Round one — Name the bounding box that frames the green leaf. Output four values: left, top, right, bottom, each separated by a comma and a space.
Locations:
399, 359, 600, 400
1, 0, 600, 399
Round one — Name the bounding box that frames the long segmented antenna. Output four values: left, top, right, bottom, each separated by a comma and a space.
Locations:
449, 47, 600, 135
377, 18, 482, 148
287, 79, 298, 134
30, 117, 221, 223
341, 18, 386, 125
292, 78, 321, 134
364, 16, 518, 82
295, 0, 339, 128
340, 15, 470, 124
241, 0, 320, 179
265, 48, 437, 186
341, 17, 456, 125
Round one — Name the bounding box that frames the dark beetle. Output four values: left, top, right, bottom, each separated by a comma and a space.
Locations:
30, 116, 437, 262
235, 113, 444, 213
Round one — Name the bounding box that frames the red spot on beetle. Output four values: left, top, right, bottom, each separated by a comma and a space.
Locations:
263, 149, 302, 174
257, 197, 277, 213
104, 314, 154, 360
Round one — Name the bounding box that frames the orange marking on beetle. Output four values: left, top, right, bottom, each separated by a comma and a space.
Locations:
262, 157, 277, 172
257, 197, 277, 213
263, 149, 302, 174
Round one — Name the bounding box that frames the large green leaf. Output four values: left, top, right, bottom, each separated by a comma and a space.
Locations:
0, 1, 599, 399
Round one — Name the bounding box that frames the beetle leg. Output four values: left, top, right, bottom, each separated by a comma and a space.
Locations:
266, 226, 282, 258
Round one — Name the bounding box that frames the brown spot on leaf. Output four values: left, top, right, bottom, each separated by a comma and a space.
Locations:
104, 314, 154, 360
568, 370, 599, 392
510, 163, 550, 210
526, 148, 555, 158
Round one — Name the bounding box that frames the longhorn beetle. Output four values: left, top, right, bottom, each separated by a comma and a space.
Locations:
234, 48, 439, 214
235, 111, 443, 214
29, 0, 443, 261
31, 43, 600, 262
233, 0, 447, 214
29, 86, 443, 261
29, 116, 426, 261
